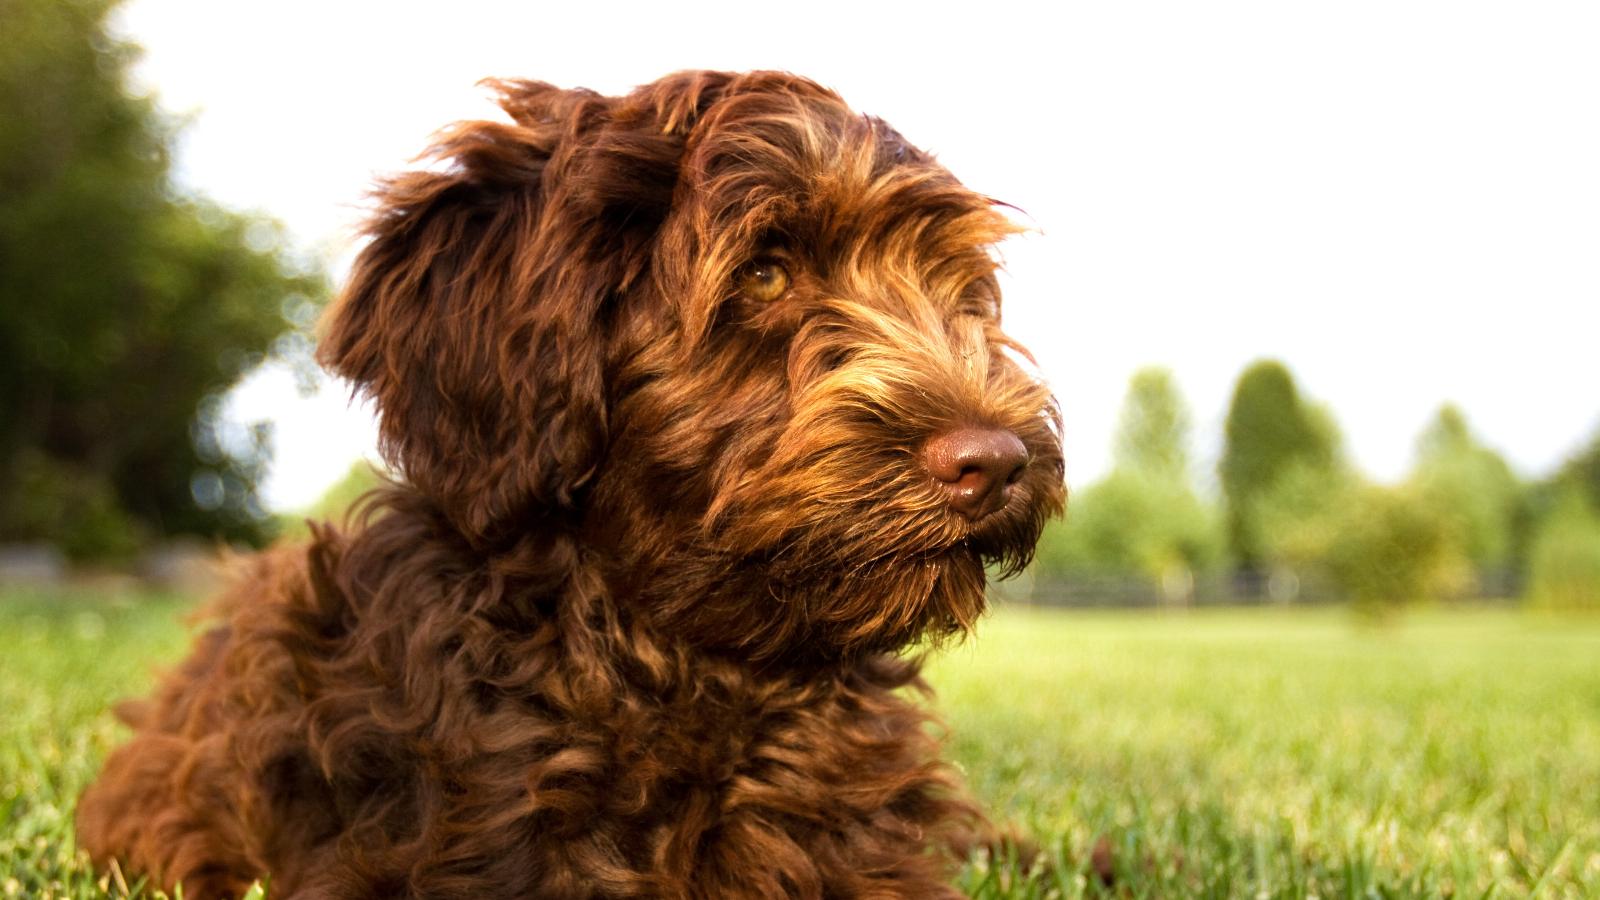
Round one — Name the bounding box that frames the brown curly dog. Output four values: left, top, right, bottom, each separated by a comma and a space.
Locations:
76, 70, 1065, 899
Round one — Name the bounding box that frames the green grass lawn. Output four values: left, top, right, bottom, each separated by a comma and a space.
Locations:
3, 589, 1597, 898
932, 605, 1600, 898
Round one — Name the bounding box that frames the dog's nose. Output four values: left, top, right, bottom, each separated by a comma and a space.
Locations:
922, 427, 1028, 521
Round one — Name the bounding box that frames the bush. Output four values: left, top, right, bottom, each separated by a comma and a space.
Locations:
1324, 484, 1455, 617
1034, 469, 1222, 593
1526, 493, 1600, 611
1254, 467, 1457, 615
2, 450, 143, 563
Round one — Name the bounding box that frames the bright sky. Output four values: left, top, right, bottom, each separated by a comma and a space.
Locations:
113, 0, 1600, 511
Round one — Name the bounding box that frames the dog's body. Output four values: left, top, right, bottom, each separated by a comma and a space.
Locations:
77, 71, 1064, 898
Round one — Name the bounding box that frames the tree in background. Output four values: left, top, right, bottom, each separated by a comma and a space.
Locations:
1526, 490, 1600, 611
1554, 426, 1600, 515
1218, 360, 1340, 572
1113, 367, 1192, 481
1518, 424, 1600, 610
1036, 367, 1221, 595
1251, 457, 1352, 583
1027, 357, 1586, 613
1408, 405, 1521, 590
0, 0, 325, 560
1242, 401, 1500, 614
1041, 471, 1219, 585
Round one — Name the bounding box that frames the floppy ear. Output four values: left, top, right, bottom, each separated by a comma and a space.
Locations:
318, 74, 732, 546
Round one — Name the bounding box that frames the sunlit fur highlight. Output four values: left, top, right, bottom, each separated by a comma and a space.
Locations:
77, 70, 1066, 898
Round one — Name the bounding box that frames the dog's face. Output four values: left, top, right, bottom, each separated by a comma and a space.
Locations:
320, 71, 1065, 661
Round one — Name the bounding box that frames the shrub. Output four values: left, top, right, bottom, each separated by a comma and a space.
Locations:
1254, 468, 1458, 615
1324, 484, 1455, 617
1526, 493, 1600, 611
1035, 469, 1222, 589
1, 450, 143, 563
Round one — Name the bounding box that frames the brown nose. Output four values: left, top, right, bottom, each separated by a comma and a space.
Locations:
922, 427, 1029, 521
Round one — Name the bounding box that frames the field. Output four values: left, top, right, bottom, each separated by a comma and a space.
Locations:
2, 590, 1597, 899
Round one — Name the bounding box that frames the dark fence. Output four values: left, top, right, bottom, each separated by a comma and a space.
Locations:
999, 568, 1524, 608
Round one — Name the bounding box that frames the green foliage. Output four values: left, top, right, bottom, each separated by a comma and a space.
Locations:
1555, 425, 1600, 514
1110, 367, 1190, 480
0, 0, 327, 559
1527, 491, 1600, 611
1218, 360, 1341, 569
1409, 405, 1521, 577
1252, 458, 1356, 575
1255, 465, 1456, 614
1323, 483, 1455, 616
1038, 369, 1221, 592
1037, 470, 1221, 585
1, 449, 145, 562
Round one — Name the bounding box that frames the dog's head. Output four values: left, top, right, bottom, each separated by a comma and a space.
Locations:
320, 71, 1065, 661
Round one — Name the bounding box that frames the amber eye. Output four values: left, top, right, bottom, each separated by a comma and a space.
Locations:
737, 259, 791, 302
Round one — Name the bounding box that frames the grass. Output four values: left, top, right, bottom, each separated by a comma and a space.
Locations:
0, 588, 192, 899
932, 605, 1600, 898
2, 589, 1597, 898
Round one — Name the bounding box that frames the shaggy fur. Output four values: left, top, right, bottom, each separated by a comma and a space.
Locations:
76, 70, 1066, 899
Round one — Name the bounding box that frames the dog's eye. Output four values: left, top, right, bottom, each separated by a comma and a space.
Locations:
737, 259, 791, 302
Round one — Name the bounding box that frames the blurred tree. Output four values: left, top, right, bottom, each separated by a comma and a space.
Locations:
1112, 367, 1191, 480
1035, 368, 1221, 596
1252, 458, 1353, 578
1039, 470, 1220, 582
1408, 405, 1521, 582
1511, 424, 1600, 601
1218, 360, 1340, 570
0, 0, 325, 560
1554, 425, 1600, 514
1255, 468, 1454, 614
1324, 483, 1454, 618
1526, 490, 1600, 611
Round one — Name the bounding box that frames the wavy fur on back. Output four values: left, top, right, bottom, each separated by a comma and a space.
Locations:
77, 70, 1066, 898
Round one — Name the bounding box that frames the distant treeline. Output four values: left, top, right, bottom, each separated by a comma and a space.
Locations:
0, 0, 327, 562
1029, 363, 1600, 613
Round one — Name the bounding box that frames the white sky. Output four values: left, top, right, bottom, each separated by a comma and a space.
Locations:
112, 0, 1600, 511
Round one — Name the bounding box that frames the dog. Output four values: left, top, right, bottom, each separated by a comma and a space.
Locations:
76, 70, 1065, 898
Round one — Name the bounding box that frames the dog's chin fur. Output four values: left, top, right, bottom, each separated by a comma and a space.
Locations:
660, 543, 990, 665
76, 70, 1066, 898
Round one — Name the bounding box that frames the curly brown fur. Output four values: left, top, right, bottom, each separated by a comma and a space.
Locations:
76, 70, 1066, 898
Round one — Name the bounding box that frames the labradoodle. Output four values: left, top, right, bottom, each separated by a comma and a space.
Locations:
77, 70, 1065, 898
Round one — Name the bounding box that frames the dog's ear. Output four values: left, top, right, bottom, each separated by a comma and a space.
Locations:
318, 75, 732, 545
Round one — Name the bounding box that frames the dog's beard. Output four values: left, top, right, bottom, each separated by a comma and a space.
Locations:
663, 433, 1060, 662
652, 535, 990, 664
